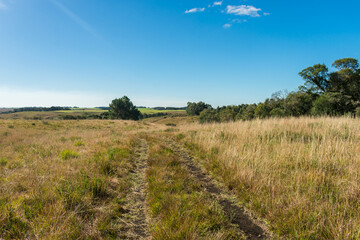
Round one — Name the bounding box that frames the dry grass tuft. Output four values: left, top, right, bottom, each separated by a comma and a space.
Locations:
178, 117, 360, 239
0, 119, 140, 239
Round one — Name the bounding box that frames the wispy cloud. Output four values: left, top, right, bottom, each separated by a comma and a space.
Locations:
50, 0, 101, 39
185, 8, 205, 14
226, 5, 262, 17
185, 2, 268, 28
213, 1, 223, 7
0, 0, 7, 10
223, 19, 247, 29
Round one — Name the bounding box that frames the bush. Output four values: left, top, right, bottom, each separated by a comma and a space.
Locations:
0, 157, 8, 166
219, 108, 236, 122
74, 141, 85, 147
199, 109, 219, 123
109, 96, 141, 120
186, 102, 212, 116
356, 107, 360, 118
312, 92, 355, 116
270, 108, 286, 117
60, 150, 80, 160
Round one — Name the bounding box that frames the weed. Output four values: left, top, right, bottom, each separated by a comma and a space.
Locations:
74, 140, 85, 147
60, 150, 80, 160
0, 157, 8, 166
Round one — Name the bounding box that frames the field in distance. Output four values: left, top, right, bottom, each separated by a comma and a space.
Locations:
0, 116, 359, 239
0, 108, 186, 120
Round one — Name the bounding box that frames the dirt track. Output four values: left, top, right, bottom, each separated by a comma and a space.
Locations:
121, 139, 150, 239
165, 137, 270, 240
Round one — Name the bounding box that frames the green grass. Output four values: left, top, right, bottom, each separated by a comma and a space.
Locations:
145, 135, 243, 239
138, 108, 186, 114
56, 109, 107, 113
0, 119, 142, 239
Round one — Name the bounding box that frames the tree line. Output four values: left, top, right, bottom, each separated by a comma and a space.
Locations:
187, 58, 360, 123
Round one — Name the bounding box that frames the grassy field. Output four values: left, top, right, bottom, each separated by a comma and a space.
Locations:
138, 108, 186, 114
0, 108, 186, 120
177, 117, 360, 239
0, 117, 359, 239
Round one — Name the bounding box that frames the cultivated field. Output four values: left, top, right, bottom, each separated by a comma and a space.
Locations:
0, 117, 359, 239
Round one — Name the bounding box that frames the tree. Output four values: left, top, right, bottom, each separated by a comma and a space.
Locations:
284, 91, 315, 116
332, 58, 359, 71
299, 64, 329, 93
186, 102, 212, 116
199, 109, 220, 123
219, 108, 236, 122
109, 96, 141, 120
311, 92, 355, 116
242, 104, 257, 120
330, 58, 360, 101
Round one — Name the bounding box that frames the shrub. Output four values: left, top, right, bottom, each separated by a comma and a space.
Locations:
0, 157, 8, 166
356, 107, 360, 118
60, 150, 80, 160
74, 140, 85, 147
186, 102, 212, 116
199, 109, 219, 123
270, 108, 286, 117
312, 92, 355, 116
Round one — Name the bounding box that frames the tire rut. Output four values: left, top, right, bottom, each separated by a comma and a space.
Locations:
165, 138, 270, 240
122, 139, 150, 239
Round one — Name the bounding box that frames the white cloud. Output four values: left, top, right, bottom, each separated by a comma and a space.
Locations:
223, 23, 232, 29
185, 8, 205, 14
232, 19, 247, 24
213, 1, 223, 6
263, 12, 271, 16
0, 1, 7, 10
226, 5, 262, 17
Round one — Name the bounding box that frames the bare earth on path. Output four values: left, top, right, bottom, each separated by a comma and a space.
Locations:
121, 138, 151, 239
165, 137, 271, 240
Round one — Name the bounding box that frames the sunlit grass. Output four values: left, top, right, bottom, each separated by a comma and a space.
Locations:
178, 117, 360, 239
0, 119, 139, 239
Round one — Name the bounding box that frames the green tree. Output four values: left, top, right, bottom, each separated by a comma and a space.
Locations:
330, 58, 360, 101
299, 64, 329, 93
199, 109, 220, 123
186, 102, 212, 116
219, 108, 236, 122
109, 96, 141, 120
270, 108, 285, 117
242, 104, 257, 120
311, 92, 354, 116
284, 91, 315, 116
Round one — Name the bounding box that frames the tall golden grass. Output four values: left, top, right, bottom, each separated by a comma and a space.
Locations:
179, 117, 360, 239
0, 120, 142, 239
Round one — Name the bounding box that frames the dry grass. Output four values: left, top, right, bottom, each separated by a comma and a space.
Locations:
178, 117, 360, 239
0, 119, 143, 239
145, 135, 243, 239
2, 116, 359, 239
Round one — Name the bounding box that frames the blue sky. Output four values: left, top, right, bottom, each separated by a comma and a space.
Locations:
1, 0, 360, 107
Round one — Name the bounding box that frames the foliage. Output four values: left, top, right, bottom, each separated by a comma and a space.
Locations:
60, 150, 80, 160
109, 96, 141, 120
311, 92, 355, 116
199, 109, 220, 123
198, 57, 360, 124
186, 102, 212, 116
